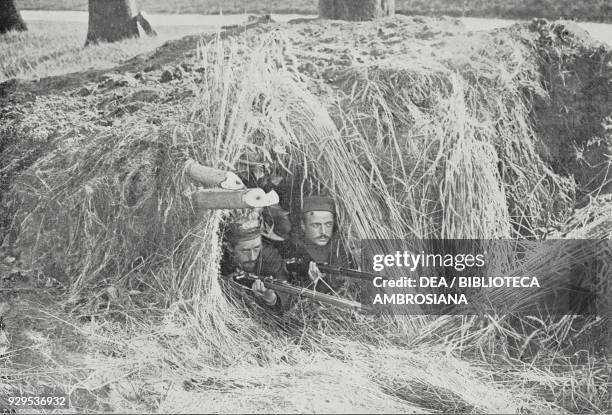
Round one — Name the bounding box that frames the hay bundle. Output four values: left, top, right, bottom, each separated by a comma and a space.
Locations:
328, 24, 577, 239
2, 19, 608, 333
1, 16, 611, 412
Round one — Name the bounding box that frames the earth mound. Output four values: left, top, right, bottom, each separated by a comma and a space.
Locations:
0, 15, 610, 413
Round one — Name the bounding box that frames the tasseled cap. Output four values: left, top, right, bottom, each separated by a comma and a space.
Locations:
302, 196, 335, 214
225, 219, 261, 243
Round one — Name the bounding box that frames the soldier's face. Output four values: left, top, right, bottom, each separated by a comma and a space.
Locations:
301, 211, 334, 247
231, 237, 262, 272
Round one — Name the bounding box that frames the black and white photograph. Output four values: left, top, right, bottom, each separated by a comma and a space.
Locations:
0, 0, 610, 413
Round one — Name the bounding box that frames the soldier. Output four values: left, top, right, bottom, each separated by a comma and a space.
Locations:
284, 196, 353, 292
220, 221, 289, 309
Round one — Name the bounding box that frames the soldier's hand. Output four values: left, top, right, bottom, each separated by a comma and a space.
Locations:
308, 261, 325, 284
252, 279, 277, 306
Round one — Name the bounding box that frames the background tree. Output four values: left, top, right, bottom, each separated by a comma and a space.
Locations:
0, 0, 27, 34
318, 0, 395, 21
86, 0, 156, 46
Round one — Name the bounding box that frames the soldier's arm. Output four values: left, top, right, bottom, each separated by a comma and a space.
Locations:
260, 244, 295, 310
261, 244, 290, 282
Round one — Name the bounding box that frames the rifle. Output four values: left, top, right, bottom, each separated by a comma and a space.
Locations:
316, 264, 378, 281
232, 272, 372, 313
285, 258, 378, 281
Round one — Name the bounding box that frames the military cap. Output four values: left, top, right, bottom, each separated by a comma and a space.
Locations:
225, 219, 261, 243
302, 196, 335, 214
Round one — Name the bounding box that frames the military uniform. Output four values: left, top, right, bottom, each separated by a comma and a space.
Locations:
282, 196, 353, 293
220, 243, 289, 284
220, 222, 289, 310
283, 234, 353, 293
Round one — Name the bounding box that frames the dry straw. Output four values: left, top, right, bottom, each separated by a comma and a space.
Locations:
2, 19, 610, 412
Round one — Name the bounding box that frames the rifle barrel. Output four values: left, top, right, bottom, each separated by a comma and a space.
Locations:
316, 264, 377, 281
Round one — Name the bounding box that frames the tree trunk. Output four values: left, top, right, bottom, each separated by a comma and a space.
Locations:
86, 0, 155, 45
319, 0, 394, 21
0, 0, 27, 34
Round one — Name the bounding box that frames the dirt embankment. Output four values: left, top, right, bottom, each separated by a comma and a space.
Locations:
0, 15, 610, 296
0, 15, 611, 414
1, 15, 610, 234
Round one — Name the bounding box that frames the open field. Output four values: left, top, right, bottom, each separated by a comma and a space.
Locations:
2, 13, 609, 84
1, 10, 611, 415
0, 21, 209, 83
15, 0, 612, 23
